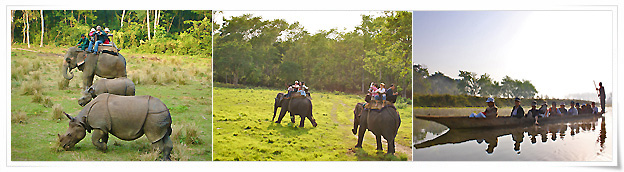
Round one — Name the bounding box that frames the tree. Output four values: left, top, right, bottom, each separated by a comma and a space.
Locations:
120, 10, 125, 27
25, 10, 30, 48
413, 64, 431, 95
457, 70, 479, 96
146, 10, 151, 40
40, 10, 44, 47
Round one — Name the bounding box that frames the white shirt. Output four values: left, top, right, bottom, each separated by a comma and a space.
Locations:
377, 88, 386, 94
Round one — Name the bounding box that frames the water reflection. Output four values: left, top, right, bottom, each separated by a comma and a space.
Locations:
414, 116, 603, 155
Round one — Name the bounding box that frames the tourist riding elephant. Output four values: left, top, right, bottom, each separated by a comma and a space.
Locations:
273, 93, 318, 127
78, 77, 135, 106
352, 102, 401, 154
58, 93, 173, 161
62, 46, 127, 90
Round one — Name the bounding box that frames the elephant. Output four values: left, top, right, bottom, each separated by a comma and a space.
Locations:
78, 77, 135, 106
352, 102, 401, 154
273, 93, 318, 127
58, 93, 173, 161
62, 46, 127, 90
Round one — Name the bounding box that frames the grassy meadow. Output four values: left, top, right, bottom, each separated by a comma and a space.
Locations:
10, 44, 212, 161
213, 86, 411, 161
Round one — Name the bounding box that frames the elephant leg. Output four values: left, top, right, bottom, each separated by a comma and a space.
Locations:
83, 75, 94, 90
275, 109, 287, 123
307, 115, 317, 127
152, 134, 173, 161
290, 113, 296, 123
386, 137, 396, 154
355, 127, 366, 148
375, 134, 383, 151
299, 115, 305, 128
91, 129, 108, 152
352, 114, 359, 135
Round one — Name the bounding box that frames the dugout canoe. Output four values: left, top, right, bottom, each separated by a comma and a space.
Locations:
414, 117, 599, 149
415, 113, 602, 129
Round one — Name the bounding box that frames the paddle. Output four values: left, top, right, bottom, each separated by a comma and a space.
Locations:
593, 80, 600, 97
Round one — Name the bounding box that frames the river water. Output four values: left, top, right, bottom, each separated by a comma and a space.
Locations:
413, 107, 612, 161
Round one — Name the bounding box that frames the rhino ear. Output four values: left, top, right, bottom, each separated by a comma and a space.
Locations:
88, 87, 95, 96
80, 116, 91, 133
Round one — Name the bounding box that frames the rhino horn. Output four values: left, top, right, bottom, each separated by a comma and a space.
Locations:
64, 112, 74, 120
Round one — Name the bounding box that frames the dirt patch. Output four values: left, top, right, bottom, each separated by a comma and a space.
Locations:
129, 56, 162, 61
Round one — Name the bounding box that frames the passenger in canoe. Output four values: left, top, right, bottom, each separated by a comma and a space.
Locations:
568, 101, 578, 115
591, 102, 600, 114
538, 102, 548, 118
469, 97, 498, 118
558, 102, 568, 116
510, 97, 525, 118
526, 101, 542, 125
581, 103, 593, 115
548, 102, 562, 117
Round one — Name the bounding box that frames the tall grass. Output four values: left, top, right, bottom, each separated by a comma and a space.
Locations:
22, 81, 43, 95
52, 104, 64, 120
11, 111, 27, 124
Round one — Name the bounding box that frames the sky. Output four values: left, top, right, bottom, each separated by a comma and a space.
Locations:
413, 11, 613, 100
214, 11, 380, 35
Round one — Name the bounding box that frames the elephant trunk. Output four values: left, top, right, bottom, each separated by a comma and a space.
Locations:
273, 98, 279, 121
62, 61, 74, 80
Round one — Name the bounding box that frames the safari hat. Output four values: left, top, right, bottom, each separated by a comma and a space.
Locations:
90, 28, 96, 32
560, 102, 566, 106
104, 28, 110, 32
486, 97, 495, 103
514, 97, 521, 102
380, 83, 385, 86
295, 81, 299, 84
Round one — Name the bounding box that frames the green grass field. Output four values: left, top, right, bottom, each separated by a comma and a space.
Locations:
11, 44, 212, 161
213, 86, 411, 161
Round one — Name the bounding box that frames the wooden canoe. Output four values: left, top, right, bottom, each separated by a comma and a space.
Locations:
415, 113, 602, 129
414, 117, 600, 149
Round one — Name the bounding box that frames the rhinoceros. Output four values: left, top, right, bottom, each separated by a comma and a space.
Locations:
78, 77, 135, 106
58, 93, 173, 161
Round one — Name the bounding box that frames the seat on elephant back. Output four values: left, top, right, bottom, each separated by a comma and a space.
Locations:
284, 93, 308, 100
364, 100, 393, 110
97, 45, 119, 55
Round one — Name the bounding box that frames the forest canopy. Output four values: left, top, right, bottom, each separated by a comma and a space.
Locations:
11, 10, 211, 56
214, 11, 412, 96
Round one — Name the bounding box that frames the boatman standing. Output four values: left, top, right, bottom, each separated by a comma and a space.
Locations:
596, 82, 606, 113
511, 97, 525, 118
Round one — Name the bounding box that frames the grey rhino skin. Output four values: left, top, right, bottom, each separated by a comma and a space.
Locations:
352, 102, 401, 154
78, 77, 135, 106
273, 93, 318, 127
62, 46, 127, 90
58, 93, 173, 161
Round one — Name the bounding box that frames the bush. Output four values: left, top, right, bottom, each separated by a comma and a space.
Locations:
172, 123, 203, 145
11, 111, 27, 124
22, 80, 43, 95
52, 104, 64, 120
